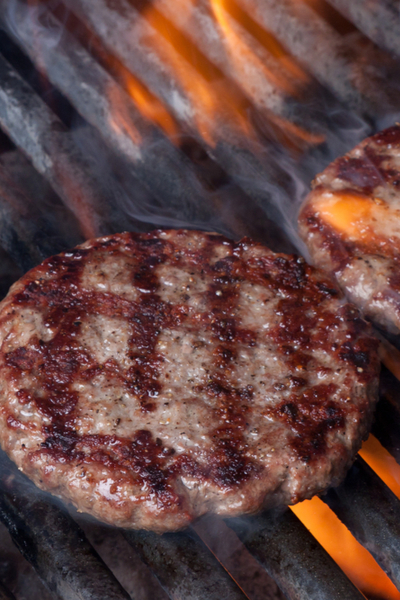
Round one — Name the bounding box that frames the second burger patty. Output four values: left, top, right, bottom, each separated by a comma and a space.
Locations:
0, 230, 379, 532
299, 124, 400, 338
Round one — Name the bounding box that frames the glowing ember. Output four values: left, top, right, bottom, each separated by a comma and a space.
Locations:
292, 493, 400, 599
138, 2, 253, 146
109, 63, 179, 140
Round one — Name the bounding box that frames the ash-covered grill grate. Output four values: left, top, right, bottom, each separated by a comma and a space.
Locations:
0, 0, 399, 599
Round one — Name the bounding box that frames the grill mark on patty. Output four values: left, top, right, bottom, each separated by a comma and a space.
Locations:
7, 251, 92, 461
0, 231, 379, 524
237, 245, 376, 460
240, 249, 339, 371
373, 124, 400, 147
335, 146, 397, 195
202, 239, 261, 489
337, 157, 385, 194
271, 383, 345, 463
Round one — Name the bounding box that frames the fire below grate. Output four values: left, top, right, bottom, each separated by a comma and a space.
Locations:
0, 0, 399, 599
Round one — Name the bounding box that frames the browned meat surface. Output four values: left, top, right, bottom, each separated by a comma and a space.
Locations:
0, 230, 379, 532
299, 124, 400, 337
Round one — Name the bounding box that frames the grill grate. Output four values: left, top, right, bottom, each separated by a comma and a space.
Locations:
0, 0, 399, 599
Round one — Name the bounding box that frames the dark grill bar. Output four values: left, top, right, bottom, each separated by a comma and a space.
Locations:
123, 528, 248, 600
326, 0, 400, 57
0, 150, 82, 271
226, 509, 365, 600
229, 0, 397, 118
0, 455, 131, 600
0, 1, 224, 235
0, 152, 56, 271
0, 51, 106, 239
323, 456, 400, 590
0, 148, 81, 271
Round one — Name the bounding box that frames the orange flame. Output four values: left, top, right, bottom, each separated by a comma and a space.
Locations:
139, 2, 254, 146
292, 435, 400, 600
114, 70, 178, 140
359, 435, 400, 499
102, 0, 325, 151
211, 0, 310, 93
291, 496, 400, 600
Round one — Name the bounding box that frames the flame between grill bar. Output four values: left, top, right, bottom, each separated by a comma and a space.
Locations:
373, 367, 400, 464
0, 0, 224, 235
226, 508, 365, 600
0, 0, 399, 599
325, 0, 400, 57
123, 528, 248, 600
59, 0, 323, 231
0, 581, 16, 600
323, 456, 400, 590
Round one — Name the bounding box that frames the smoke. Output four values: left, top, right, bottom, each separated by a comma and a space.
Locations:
5, 0, 67, 50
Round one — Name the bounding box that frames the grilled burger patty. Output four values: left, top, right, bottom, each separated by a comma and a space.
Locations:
299, 124, 400, 337
0, 230, 379, 532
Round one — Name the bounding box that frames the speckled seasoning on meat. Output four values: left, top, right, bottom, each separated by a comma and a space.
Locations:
299, 124, 400, 337
0, 230, 379, 532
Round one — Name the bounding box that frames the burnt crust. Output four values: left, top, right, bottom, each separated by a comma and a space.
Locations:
0, 230, 379, 531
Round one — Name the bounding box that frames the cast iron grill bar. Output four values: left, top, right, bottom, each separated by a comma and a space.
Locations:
233, 0, 395, 118
322, 455, 400, 590
226, 508, 365, 600
0, 454, 132, 600
151, 0, 344, 142
61, 0, 253, 145
0, 1, 221, 231
372, 367, 400, 463
0, 50, 125, 240
0, 149, 82, 271
325, 0, 400, 57
123, 528, 248, 600
0, 157, 53, 271
60, 0, 344, 124
59, 0, 321, 226
0, 582, 16, 600
132, 0, 316, 128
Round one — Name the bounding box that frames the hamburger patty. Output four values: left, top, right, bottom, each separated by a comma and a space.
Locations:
0, 230, 379, 532
299, 124, 400, 337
